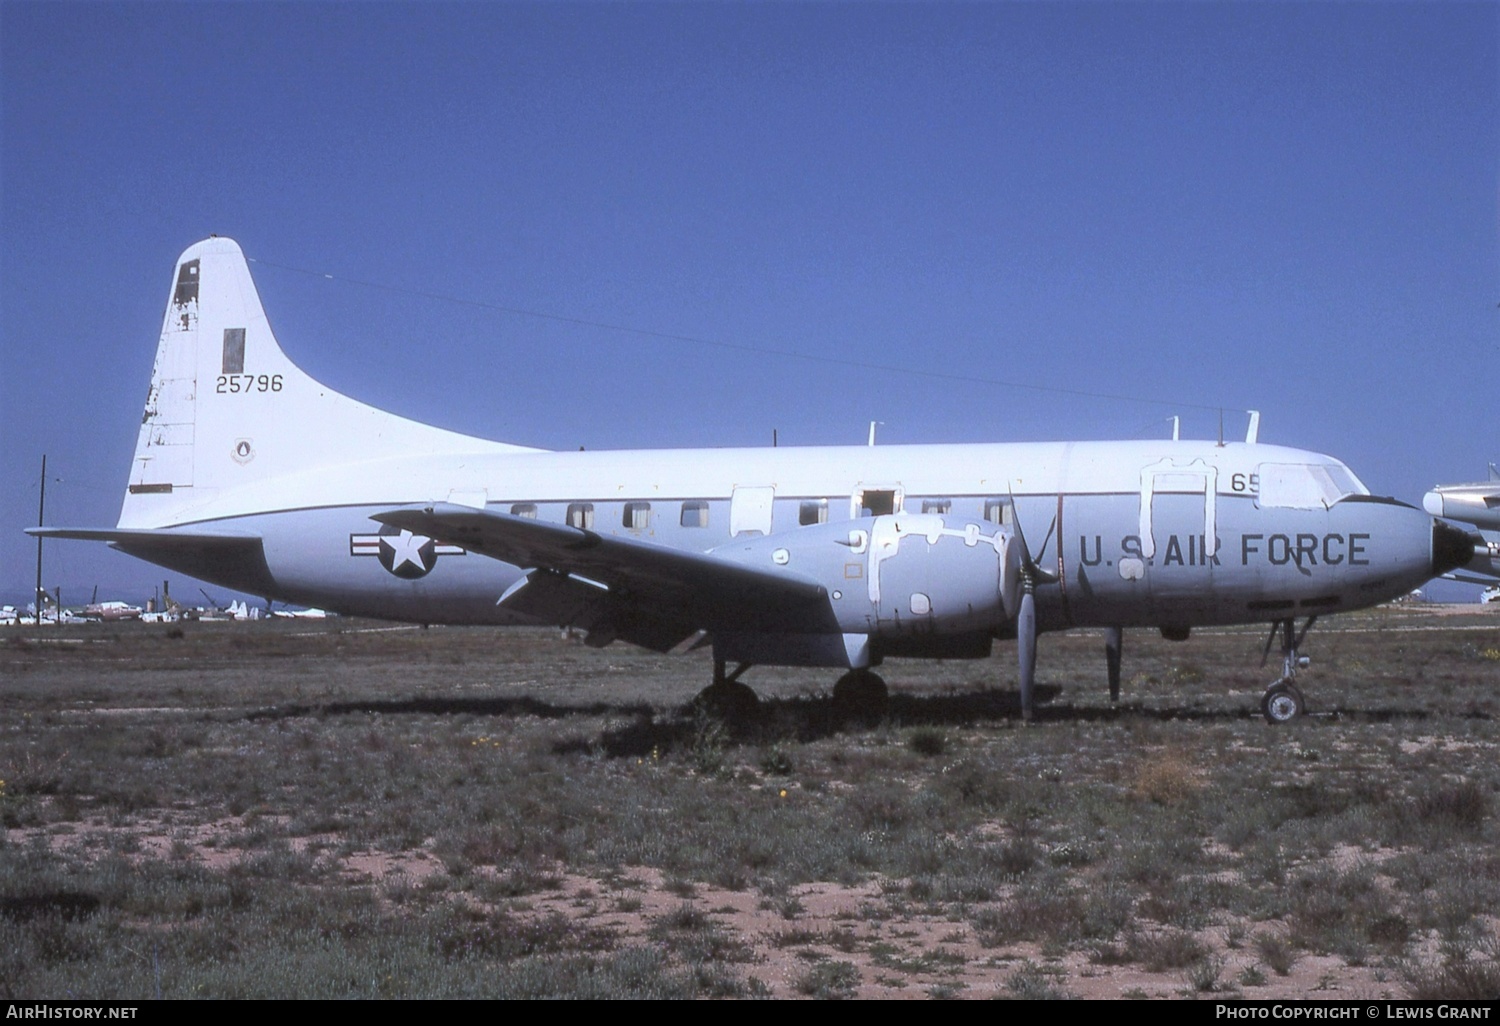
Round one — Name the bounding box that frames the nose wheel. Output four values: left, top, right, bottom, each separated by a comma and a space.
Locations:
1260, 679, 1306, 724
1258, 616, 1316, 724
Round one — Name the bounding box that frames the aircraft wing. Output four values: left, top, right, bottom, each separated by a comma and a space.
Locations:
371, 504, 837, 649
1444, 572, 1500, 586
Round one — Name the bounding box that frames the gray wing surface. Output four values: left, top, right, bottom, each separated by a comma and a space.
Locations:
371, 503, 836, 650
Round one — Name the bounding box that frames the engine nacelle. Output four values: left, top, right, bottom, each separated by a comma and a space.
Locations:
711, 514, 1022, 638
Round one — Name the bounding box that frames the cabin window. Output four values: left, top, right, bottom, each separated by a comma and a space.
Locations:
799, 499, 828, 526
509, 503, 538, 519
623, 502, 651, 529
983, 498, 1013, 526
921, 499, 952, 515
566, 502, 594, 529
680, 500, 709, 528
858, 489, 898, 517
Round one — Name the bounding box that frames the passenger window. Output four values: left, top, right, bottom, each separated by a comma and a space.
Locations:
799, 499, 828, 526
623, 502, 651, 529
680, 500, 709, 528
566, 503, 594, 529
983, 498, 1013, 526
921, 499, 952, 515
509, 503, 538, 519
859, 489, 898, 517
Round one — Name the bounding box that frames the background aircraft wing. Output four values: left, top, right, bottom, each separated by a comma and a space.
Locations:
372, 504, 837, 650
1444, 572, 1500, 586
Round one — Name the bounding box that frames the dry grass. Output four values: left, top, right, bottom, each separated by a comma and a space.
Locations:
2, 606, 1499, 998
1130, 747, 1206, 806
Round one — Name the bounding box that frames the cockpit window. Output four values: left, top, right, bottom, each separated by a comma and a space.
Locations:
1258, 463, 1368, 509
1324, 463, 1368, 499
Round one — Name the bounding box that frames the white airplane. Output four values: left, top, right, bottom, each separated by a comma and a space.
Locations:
82, 599, 144, 622
1423, 466, 1500, 589
31, 238, 1481, 722
271, 606, 332, 620
224, 600, 261, 622
1424, 464, 1500, 531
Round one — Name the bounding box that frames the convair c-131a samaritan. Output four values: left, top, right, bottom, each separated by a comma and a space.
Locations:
31, 238, 1481, 723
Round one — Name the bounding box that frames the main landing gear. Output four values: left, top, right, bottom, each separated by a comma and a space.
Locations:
693, 657, 760, 721
1259, 616, 1316, 724
832, 668, 889, 724
692, 659, 891, 726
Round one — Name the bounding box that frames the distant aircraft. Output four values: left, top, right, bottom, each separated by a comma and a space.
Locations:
30, 238, 1481, 722
22, 590, 87, 625
81, 600, 143, 622
271, 606, 331, 620
81, 585, 143, 622
1424, 464, 1500, 532
1423, 466, 1500, 587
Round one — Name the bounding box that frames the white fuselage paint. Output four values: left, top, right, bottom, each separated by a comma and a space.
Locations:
129, 438, 1437, 635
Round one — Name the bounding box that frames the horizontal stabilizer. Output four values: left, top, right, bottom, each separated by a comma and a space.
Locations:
27, 527, 260, 546
28, 527, 275, 596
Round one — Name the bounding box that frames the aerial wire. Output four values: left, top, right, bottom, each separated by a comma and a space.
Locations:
249, 255, 1248, 416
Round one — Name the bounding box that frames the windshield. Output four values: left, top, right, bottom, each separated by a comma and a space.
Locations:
1258, 462, 1369, 509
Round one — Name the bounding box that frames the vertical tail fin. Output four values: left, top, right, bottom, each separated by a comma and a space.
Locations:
121, 237, 534, 528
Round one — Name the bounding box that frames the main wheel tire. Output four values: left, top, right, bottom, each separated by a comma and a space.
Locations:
692, 679, 760, 722
831, 669, 889, 724
1260, 680, 1305, 724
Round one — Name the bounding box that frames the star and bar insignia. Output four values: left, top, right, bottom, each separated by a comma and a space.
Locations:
350, 526, 465, 579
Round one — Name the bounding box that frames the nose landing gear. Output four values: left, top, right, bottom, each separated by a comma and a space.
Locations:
1259, 616, 1316, 724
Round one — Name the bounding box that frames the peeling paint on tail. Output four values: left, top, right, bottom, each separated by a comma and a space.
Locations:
118, 237, 539, 530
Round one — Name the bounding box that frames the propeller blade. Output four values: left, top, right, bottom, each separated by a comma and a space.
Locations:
1007, 489, 1058, 585
1104, 626, 1123, 703
1018, 589, 1037, 720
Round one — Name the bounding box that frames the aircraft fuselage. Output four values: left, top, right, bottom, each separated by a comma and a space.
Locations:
118, 439, 1445, 650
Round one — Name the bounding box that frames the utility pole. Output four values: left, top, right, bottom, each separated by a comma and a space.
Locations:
35, 455, 46, 625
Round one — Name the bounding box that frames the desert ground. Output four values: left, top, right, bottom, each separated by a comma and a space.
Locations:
3, 605, 1499, 999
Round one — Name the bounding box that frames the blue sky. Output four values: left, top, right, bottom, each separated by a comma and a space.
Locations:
2, 2, 1495, 605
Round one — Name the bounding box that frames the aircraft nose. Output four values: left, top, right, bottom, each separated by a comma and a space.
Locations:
1432, 519, 1479, 576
